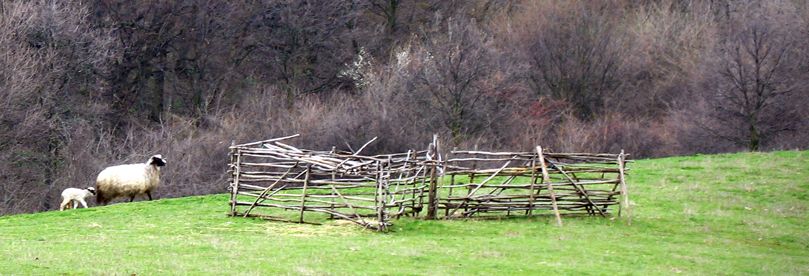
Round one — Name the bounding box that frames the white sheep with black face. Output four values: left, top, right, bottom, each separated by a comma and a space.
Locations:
59, 187, 96, 211
95, 154, 167, 205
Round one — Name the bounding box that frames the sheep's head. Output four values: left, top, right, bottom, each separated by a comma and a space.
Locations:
148, 154, 167, 167
86, 187, 97, 195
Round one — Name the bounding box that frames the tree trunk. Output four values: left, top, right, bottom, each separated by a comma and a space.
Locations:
149, 68, 165, 123
748, 119, 760, 151
386, 0, 398, 34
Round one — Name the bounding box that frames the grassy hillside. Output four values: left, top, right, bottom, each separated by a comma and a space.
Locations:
1, 151, 807, 275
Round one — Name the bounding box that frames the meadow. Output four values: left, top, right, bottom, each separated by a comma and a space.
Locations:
1, 151, 807, 275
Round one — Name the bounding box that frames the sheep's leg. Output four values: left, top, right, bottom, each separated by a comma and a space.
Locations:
59, 198, 70, 211
129, 196, 135, 202
96, 192, 109, 206
79, 199, 88, 208
146, 191, 152, 201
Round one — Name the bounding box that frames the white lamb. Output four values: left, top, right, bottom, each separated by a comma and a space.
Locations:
95, 154, 167, 205
59, 187, 96, 211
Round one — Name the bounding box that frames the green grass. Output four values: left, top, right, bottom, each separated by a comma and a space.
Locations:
1, 151, 808, 275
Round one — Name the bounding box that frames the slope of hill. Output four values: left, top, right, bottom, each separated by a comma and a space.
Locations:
1, 151, 807, 274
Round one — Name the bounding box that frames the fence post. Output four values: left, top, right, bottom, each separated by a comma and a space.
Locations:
298, 165, 311, 223
229, 146, 241, 216
427, 161, 438, 219
618, 150, 631, 225
426, 135, 440, 219
375, 160, 386, 231
537, 146, 562, 226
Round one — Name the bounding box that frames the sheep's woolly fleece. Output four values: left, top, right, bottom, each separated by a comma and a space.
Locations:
60, 187, 95, 210
96, 155, 166, 204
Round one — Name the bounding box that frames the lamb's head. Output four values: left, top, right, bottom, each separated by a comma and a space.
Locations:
147, 154, 167, 167
86, 187, 96, 196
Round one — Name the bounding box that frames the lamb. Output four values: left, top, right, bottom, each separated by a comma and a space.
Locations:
59, 187, 96, 211
95, 154, 167, 205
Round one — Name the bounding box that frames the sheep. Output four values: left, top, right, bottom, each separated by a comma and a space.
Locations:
95, 154, 167, 205
59, 187, 96, 211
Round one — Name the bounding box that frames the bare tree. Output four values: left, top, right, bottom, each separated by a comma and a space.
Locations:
91, 0, 196, 124
516, 1, 627, 119
0, 1, 116, 214
409, 16, 513, 142
706, 5, 803, 151
246, 0, 359, 106
367, 0, 401, 34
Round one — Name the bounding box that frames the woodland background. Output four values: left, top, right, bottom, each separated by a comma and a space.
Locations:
1, 0, 807, 214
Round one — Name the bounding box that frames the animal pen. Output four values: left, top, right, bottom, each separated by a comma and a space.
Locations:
228, 135, 631, 231
228, 135, 432, 231
434, 147, 630, 225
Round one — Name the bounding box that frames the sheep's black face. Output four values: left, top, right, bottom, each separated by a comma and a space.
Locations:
150, 155, 167, 167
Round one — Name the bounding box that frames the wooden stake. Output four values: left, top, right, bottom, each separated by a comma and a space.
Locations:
298, 165, 311, 223
426, 160, 439, 219
467, 144, 478, 215
230, 149, 242, 216
526, 157, 537, 215
538, 146, 562, 226
426, 137, 440, 219
618, 150, 631, 224
375, 160, 386, 231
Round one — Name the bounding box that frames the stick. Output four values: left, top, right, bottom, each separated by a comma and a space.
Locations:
330, 185, 369, 226
376, 160, 387, 231
538, 146, 562, 226
299, 165, 311, 223
230, 149, 242, 216
447, 159, 512, 217
242, 162, 300, 217
544, 158, 606, 217
618, 150, 631, 224
527, 157, 537, 215
231, 134, 300, 148
353, 136, 378, 156
427, 161, 439, 219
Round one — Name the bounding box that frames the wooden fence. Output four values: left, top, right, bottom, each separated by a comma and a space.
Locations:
434, 147, 630, 225
227, 135, 630, 230
228, 135, 432, 231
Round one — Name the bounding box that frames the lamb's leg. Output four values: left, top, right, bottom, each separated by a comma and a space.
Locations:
146, 191, 152, 201
79, 199, 88, 208
59, 198, 70, 211
129, 196, 135, 202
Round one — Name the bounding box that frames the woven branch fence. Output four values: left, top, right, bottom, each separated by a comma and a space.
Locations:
434, 147, 630, 225
228, 135, 432, 231
228, 135, 631, 231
